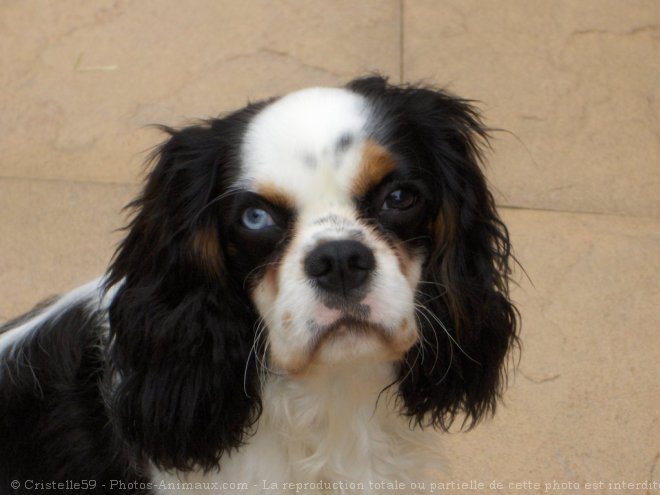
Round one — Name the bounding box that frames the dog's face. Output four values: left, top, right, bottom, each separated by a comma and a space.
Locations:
107, 77, 518, 471
230, 88, 425, 373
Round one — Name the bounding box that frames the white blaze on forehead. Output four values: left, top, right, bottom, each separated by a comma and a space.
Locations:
239, 87, 370, 209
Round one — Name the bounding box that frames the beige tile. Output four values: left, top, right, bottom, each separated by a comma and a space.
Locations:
0, 0, 401, 184
404, 0, 660, 218
441, 208, 660, 485
0, 178, 136, 319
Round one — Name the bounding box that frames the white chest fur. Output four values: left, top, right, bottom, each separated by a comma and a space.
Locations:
152, 363, 442, 494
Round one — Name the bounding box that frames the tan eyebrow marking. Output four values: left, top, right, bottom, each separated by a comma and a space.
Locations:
254, 183, 296, 210
351, 139, 396, 197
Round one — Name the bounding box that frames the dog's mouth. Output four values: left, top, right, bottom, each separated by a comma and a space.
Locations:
310, 315, 387, 342
293, 310, 416, 373
265, 291, 420, 375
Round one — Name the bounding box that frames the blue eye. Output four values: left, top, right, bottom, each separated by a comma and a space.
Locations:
241, 207, 275, 230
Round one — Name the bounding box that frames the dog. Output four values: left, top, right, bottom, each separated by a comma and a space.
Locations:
0, 76, 518, 494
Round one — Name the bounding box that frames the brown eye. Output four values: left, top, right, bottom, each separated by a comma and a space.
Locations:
381, 189, 416, 211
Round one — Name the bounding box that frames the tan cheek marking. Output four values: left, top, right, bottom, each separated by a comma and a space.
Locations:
351, 139, 396, 197
190, 226, 223, 276
392, 243, 412, 280
253, 225, 305, 371
370, 227, 417, 283
264, 264, 280, 299
260, 220, 302, 300
393, 243, 425, 287
270, 350, 314, 378
393, 319, 419, 353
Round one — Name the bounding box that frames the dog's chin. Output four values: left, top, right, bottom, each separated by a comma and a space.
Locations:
276, 317, 418, 376
315, 322, 405, 364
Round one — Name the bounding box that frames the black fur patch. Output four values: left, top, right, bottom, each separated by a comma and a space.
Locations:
0, 303, 149, 494
106, 102, 269, 472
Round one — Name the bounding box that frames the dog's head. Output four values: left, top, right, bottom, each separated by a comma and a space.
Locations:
107, 76, 518, 471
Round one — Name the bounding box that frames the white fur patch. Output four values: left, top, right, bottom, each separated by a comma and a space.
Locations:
151, 363, 443, 493
239, 87, 370, 209
0, 277, 109, 358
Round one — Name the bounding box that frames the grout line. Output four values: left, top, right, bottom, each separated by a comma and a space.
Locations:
399, 0, 405, 83
0, 175, 138, 188
2, 176, 657, 222
1, 180, 656, 222
498, 204, 660, 222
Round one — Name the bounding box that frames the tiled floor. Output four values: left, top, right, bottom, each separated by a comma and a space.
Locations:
1, 1, 658, 491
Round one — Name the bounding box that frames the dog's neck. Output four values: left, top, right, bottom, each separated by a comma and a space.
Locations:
155, 362, 442, 492
263, 361, 397, 429
258, 361, 439, 484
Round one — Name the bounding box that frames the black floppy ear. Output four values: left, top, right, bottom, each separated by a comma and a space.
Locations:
106, 108, 264, 471
351, 77, 519, 429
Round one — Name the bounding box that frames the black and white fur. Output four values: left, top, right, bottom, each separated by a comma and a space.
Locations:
0, 77, 518, 494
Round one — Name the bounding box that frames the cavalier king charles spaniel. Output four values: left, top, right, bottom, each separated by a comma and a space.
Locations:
0, 76, 518, 494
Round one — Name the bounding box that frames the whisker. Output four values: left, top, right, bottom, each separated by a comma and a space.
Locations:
415, 304, 480, 365
414, 303, 453, 385
242, 261, 280, 290
396, 336, 422, 387
413, 287, 447, 305
243, 318, 263, 397
413, 312, 426, 367
413, 304, 440, 374
194, 187, 243, 224
398, 234, 432, 246
243, 303, 283, 396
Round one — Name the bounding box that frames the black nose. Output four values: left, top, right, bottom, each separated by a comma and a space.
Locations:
304, 240, 376, 296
